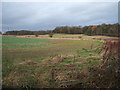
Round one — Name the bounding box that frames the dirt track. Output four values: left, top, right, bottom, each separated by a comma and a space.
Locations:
2, 35, 108, 41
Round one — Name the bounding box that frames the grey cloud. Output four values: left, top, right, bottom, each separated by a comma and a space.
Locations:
2, 2, 118, 31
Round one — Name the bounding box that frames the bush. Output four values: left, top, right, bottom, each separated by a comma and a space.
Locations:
78, 36, 82, 38
49, 33, 53, 38
35, 34, 39, 37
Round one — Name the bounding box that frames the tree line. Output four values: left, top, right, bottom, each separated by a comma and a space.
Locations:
4, 30, 52, 35
4, 23, 120, 37
53, 23, 119, 37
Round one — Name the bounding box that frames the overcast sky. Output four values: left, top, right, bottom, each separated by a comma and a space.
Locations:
2, 2, 118, 31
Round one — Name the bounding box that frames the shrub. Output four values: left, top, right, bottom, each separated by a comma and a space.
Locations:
49, 33, 53, 38
78, 36, 82, 38
35, 34, 39, 37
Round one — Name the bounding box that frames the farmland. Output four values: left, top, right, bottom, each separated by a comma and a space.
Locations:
2, 34, 119, 88
2, 35, 103, 59
2, 2, 120, 88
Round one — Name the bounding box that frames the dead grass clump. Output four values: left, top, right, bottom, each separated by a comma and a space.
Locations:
19, 60, 39, 66
100, 39, 119, 58
86, 39, 120, 88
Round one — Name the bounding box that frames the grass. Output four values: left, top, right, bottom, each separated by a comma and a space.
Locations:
62, 59, 74, 64
2, 35, 106, 88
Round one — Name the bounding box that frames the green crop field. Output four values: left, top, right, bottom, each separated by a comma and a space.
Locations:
2, 36, 54, 48
2, 35, 105, 88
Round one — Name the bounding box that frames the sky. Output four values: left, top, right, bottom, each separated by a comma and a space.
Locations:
1, 1, 118, 31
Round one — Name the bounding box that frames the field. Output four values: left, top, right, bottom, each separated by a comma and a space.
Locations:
2, 35, 103, 60
2, 34, 119, 88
